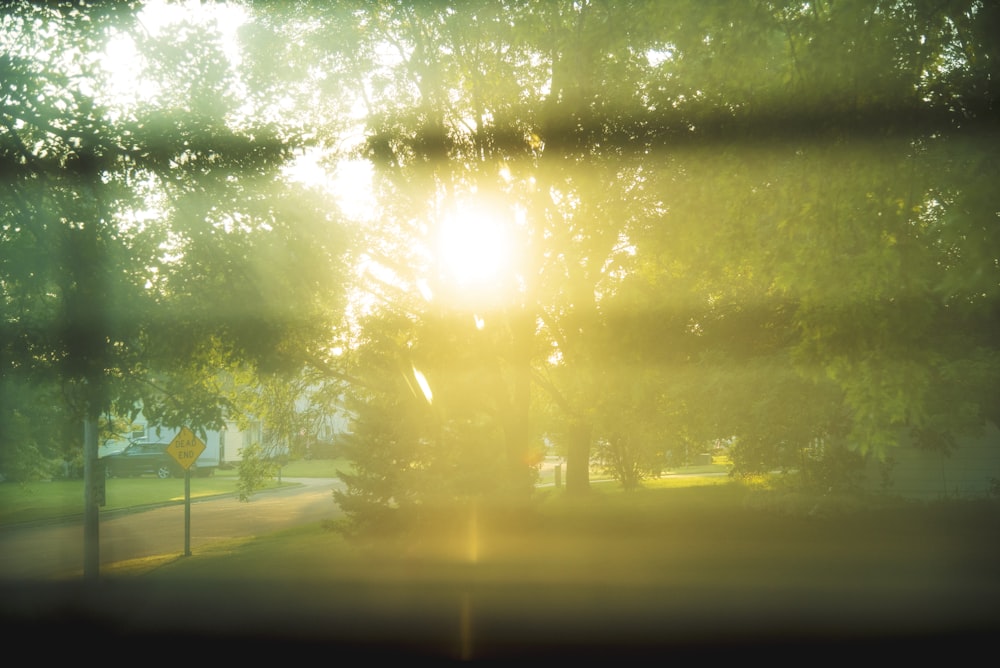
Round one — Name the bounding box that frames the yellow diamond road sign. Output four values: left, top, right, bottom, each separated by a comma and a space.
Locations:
167, 426, 206, 470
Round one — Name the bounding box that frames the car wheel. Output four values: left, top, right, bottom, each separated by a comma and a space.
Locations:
156, 465, 172, 479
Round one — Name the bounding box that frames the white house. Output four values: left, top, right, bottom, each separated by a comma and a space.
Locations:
861, 421, 1000, 499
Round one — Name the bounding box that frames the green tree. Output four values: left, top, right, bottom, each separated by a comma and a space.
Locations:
624, 0, 999, 478
245, 0, 996, 514
109, 0, 996, 528
278, 0, 689, 502
1, 1, 350, 575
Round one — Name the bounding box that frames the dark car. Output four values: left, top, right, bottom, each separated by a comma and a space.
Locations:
102, 442, 187, 479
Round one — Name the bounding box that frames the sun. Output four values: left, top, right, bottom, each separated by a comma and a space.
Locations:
436, 202, 513, 293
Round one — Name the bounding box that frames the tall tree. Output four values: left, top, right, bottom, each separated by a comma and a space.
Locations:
607, 0, 1000, 475
1, 0, 349, 576
230, 0, 999, 521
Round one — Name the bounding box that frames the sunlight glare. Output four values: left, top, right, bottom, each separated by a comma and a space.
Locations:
98, 0, 247, 112
437, 203, 513, 292
285, 152, 376, 221
413, 366, 433, 404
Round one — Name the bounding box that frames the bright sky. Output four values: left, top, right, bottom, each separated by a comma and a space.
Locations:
99, 0, 248, 112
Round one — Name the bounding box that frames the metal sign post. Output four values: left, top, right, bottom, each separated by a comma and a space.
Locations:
184, 469, 191, 556
166, 427, 206, 557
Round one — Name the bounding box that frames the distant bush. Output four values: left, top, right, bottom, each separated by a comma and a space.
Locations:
306, 439, 340, 460
593, 433, 660, 491
798, 441, 867, 493
0, 440, 48, 483
50, 453, 84, 480
236, 444, 277, 501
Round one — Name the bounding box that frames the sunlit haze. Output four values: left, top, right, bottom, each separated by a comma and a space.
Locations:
437, 202, 514, 293
2, 0, 998, 659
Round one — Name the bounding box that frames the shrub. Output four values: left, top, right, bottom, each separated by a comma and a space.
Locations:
593, 432, 659, 491
236, 443, 277, 501
798, 441, 867, 493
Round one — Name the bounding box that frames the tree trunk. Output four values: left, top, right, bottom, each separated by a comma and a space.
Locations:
83, 412, 101, 580
565, 419, 591, 496
504, 306, 534, 499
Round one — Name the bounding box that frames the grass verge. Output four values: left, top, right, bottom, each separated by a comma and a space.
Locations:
0, 458, 357, 526
0, 475, 286, 526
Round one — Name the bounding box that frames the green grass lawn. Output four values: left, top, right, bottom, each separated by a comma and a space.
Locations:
113, 477, 1000, 593
0, 476, 255, 525
0, 457, 351, 526
536, 457, 730, 487
90, 480, 999, 658
128, 480, 751, 580
3, 472, 997, 658
1, 457, 721, 527
9, 452, 997, 655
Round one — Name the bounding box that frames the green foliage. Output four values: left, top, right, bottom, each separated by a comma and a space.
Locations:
332, 308, 531, 536
728, 436, 794, 479
3, 1, 998, 534
0, 434, 47, 483
1, 1, 349, 478
0, 376, 79, 481
332, 390, 426, 536
288, 0, 997, 506
235, 443, 277, 503
593, 432, 660, 492
797, 441, 868, 494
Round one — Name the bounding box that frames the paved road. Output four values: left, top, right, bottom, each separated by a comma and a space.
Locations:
0, 477, 345, 580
